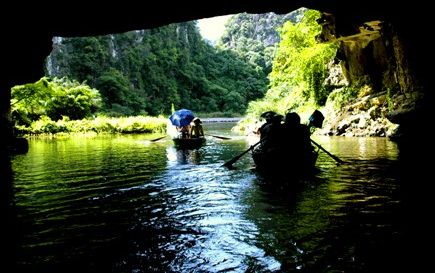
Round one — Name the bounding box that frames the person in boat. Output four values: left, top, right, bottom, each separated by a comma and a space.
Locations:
256, 111, 277, 138
282, 112, 315, 169
190, 118, 204, 138
252, 113, 285, 174
258, 113, 284, 154
177, 124, 191, 139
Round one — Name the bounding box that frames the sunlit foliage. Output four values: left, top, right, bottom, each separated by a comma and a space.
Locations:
15, 115, 167, 136
244, 10, 338, 120
11, 77, 102, 127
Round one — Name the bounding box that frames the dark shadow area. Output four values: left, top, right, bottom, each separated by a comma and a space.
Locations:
393, 104, 434, 272
0, 154, 17, 272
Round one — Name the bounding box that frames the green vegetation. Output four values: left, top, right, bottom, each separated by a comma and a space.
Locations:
270, 10, 338, 105
11, 77, 102, 127
219, 9, 306, 76
12, 9, 359, 137
11, 77, 166, 136
48, 21, 269, 117
325, 86, 359, 112
386, 87, 394, 111
18, 115, 166, 136
238, 10, 338, 131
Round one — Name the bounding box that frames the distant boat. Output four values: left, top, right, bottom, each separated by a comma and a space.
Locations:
172, 137, 206, 150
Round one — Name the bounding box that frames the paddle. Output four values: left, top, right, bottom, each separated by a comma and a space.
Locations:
222, 138, 263, 168
310, 139, 345, 164
205, 133, 231, 140
150, 135, 167, 142
307, 109, 345, 164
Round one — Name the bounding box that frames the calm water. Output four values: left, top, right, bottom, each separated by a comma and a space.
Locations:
6, 123, 408, 272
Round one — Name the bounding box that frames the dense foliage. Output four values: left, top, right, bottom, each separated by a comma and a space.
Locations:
219, 9, 306, 76
20, 115, 167, 135
47, 22, 270, 116
15, 9, 343, 136
244, 10, 338, 120
11, 77, 102, 127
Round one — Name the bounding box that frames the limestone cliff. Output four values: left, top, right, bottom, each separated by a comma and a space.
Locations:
318, 14, 422, 138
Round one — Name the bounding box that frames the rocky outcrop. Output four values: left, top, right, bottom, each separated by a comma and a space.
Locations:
318, 15, 423, 139
321, 90, 399, 137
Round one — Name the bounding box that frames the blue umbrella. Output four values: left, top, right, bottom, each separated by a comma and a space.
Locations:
169, 109, 195, 127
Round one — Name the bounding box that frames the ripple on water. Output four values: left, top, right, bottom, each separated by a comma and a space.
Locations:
10, 134, 404, 273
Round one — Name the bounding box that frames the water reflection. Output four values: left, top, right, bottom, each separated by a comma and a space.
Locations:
166, 146, 204, 165
313, 135, 398, 161
9, 127, 407, 272
132, 161, 282, 273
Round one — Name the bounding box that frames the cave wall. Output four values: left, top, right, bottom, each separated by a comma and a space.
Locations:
2, 30, 54, 152
335, 21, 416, 95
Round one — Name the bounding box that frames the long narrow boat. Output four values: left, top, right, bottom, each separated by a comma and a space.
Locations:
251, 146, 319, 181
172, 137, 206, 150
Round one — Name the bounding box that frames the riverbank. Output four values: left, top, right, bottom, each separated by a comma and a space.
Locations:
201, 117, 242, 123
16, 116, 242, 140
15, 115, 167, 136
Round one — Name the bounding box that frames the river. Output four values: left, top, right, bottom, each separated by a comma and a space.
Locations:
6, 122, 411, 272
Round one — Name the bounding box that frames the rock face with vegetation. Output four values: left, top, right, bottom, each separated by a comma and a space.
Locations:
237, 10, 421, 139
219, 8, 306, 76
15, 11, 306, 135
236, 9, 339, 132
46, 22, 269, 117
45, 10, 307, 119
15, 8, 422, 139
317, 16, 420, 138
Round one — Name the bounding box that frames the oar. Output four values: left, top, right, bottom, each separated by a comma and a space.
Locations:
223, 138, 263, 168
150, 135, 167, 142
205, 133, 231, 140
310, 139, 345, 164
306, 109, 344, 164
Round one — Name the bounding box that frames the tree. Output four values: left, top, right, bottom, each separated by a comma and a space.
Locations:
11, 77, 102, 125
268, 9, 338, 106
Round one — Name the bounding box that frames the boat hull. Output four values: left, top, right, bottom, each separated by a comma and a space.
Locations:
173, 137, 206, 149
252, 147, 318, 181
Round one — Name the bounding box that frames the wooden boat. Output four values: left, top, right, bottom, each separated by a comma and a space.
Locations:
172, 137, 206, 150
251, 145, 319, 181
